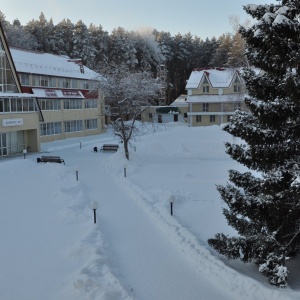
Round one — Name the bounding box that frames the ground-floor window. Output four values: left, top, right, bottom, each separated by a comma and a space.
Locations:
85, 119, 97, 130
40, 122, 62, 136
210, 115, 216, 123
64, 120, 83, 133
0, 131, 25, 156
196, 115, 201, 122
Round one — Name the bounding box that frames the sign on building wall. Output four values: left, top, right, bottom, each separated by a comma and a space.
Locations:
2, 118, 23, 127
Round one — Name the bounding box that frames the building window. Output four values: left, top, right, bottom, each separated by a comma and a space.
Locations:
202, 103, 209, 112
71, 79, 79, 89
184, 112, 187, 118
85, 119, 97, 130
39, 99, 61, 110
84, 99, 97, 109
40, 122, 62, 136
196, 115, 201, 122
40, 76, 49, 87
19, 73, 30, 86
148, 113, 153, 119
234, 85, 241, 93
63, 79, 71, 88
64, 120, 83, 133
48, 77, 56, 87
63, 99, 82, 110
0, 97, 37, 112
210, 115, 216, 123
203, 85, 209, 93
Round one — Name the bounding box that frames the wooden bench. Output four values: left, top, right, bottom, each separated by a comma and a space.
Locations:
37, 156, 65, 165
100, 144, 119, 152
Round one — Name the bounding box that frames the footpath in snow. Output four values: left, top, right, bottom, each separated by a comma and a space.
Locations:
1, 124, 299, 300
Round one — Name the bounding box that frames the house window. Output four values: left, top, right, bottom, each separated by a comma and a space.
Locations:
210, 115, 216, 123
184, 113, 187, 118
148, 113, 153, 119
203, 85, 209, 93
196, 115, 201, 122
234, 85, 241, 93
202, 103, 209, 112
158, 115, 162, 123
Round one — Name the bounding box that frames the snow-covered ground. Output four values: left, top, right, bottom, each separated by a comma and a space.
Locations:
1, 123, 300, 300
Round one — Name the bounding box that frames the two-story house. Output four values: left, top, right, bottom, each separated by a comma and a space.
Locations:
185, 68, 246, 126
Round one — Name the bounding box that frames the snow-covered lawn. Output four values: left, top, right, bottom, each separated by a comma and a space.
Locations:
1, 123, 299, 300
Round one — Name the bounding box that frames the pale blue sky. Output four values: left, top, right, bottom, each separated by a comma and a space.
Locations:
2, 0, 277, 38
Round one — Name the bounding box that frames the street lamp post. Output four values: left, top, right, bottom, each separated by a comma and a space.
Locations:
169, 195, 175, 216
124, 162, 127, 178
91, 201, 98, 224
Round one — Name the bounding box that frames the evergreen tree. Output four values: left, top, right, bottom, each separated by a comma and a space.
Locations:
53, 19, 75, 56
208, 0, 300, 287
108, 27, 137, 69
71, 20, 96, 68
25, 13, 55, 52
88, 23, 109, 70
4, 19, 38, 50
210, 34, 232, 67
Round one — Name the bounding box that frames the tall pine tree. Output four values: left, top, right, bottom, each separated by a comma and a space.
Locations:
208, 0, 300, 288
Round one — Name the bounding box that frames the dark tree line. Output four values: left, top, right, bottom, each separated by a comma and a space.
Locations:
0, 11, 247, 104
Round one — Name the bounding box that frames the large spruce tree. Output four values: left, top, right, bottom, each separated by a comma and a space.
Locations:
208, 0, 300, 287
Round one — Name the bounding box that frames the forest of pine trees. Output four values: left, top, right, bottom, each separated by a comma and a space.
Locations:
0, 11, 247, 104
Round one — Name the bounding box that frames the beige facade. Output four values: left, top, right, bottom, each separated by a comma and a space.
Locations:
186, 68, 247, 127
39, 95, 105, 143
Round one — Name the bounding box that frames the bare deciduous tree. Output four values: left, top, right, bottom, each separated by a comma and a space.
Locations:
98, 64, 162, 160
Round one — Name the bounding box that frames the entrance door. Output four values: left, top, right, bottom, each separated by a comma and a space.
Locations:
174, 114, 178, 122
0, 133, 7, 156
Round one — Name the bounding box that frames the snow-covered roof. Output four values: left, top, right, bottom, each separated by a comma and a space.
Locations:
10, 47, 100, 80
0, 92, 36, 98
170, 94, 188, 107
186, 94, 243, 103
186, 68, 240, 89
